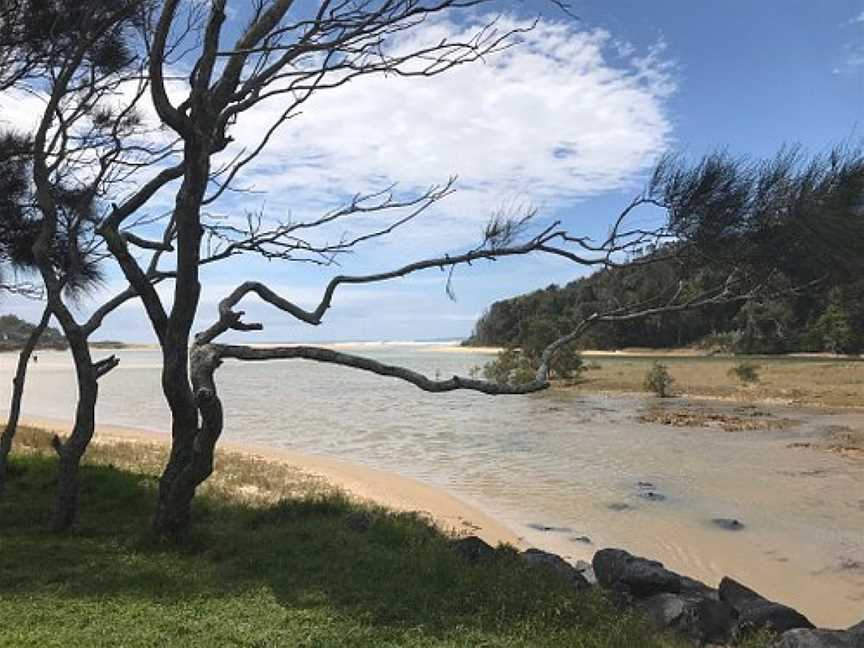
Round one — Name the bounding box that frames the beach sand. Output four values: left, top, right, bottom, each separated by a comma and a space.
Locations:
17, 415, 526, 550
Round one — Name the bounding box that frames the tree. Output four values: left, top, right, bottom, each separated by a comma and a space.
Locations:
464, 147, 864, 354
814, 290, 856, 354
8, 1, 848, 538
1, 0, 172, 527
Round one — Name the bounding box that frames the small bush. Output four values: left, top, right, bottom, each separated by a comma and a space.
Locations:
644, 362, 675, 398
473, 346, 584, 386
728, 361, 761, 385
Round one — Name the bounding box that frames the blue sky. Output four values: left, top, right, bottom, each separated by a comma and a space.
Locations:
1, 1, 862, 343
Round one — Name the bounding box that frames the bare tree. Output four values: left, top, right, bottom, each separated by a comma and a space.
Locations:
8, 0, 850, 537
80, 0, 557, 537
97, 1, 830, 538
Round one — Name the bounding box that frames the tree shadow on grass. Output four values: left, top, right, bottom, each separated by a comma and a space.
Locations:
0, 453, 678, 647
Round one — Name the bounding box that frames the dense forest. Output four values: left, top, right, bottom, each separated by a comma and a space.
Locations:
463, 259, 864, 354
465, 151, 864, 356
0, 314, 67, 351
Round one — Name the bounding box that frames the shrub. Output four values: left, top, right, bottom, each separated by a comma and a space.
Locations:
728, 361, 761, 385
644, 362, 674, 398
473, 345, 584, 386
472, 348, 536, 385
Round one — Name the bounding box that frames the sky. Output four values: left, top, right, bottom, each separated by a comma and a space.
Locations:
1, 1, 863, 343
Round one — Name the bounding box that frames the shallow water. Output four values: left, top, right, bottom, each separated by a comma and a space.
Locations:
3, 345, 863, 627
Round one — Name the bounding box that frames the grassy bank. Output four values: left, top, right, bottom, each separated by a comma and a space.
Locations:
570, 354, 864, 408
0, 427, 777, 648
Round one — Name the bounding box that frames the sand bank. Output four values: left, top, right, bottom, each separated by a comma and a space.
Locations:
16, 415, 525, 550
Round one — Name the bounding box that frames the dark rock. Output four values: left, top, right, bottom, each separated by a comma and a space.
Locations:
592, 548, 684, 597
719, 577, 814, 636
449, 535, 496, 563
520, 548, 591, 590
773, 628, 864, 647
527, 522, 573, 533
638, 491, 667, 502
345, 511, 372, 533
637, 481, 656, 489
848, 619, 864, 636
712, 517, 746, 531
636, 592, 737, 645
570, 535, 593, 544
607, 502, 633, 512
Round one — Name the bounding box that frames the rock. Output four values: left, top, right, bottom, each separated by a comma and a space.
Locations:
637, 481, 656, 489
607, 502, 633, 512
719, 577, 814, 636
773, 628, 864, 647
449, 535, 496, 563
636, 592, 737, 645
712, 518, 746, 531
592, 548, 685, 597
848, 620, 864, 636
573, 560, 597, 585
527, 523, 573, 533
638, 490, 667, 502
570, 535, 593, 544
520, 548, 591, 590
345, 511, 372, 533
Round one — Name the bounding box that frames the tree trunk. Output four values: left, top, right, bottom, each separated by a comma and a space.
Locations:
152, 346, 220, 539
0, 306, 51, 493
152, 142, 210, 538
50, 329, 99, 532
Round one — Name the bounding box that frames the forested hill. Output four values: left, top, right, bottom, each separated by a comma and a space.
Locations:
0, 314, 67, 351
463, 258, 864, 355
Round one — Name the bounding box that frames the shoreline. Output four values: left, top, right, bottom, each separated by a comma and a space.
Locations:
16, 415, 526, 551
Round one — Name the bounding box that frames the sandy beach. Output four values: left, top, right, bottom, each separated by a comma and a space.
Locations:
16, 415, 526, 551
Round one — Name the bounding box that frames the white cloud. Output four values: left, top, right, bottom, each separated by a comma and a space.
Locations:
218, 16, 676, 250
0, 14, 678, 341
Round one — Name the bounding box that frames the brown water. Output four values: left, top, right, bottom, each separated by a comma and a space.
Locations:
3, 345, 862, 627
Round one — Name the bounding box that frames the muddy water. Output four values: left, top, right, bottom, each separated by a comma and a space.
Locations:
2, 345, 862, 627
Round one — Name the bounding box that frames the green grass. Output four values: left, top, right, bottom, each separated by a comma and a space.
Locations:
0, 430, 770, 647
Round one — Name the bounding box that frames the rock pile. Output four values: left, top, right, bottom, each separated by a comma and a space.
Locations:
448, 537, 863, 647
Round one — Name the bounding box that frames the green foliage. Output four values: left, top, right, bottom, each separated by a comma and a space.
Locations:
475, 344, 585, 386
811, 289, 859, 354
644, 362, 675, 398
728, 361, 761, 385
464, 146, 864, 356
0, 439, 709, 648
0, 314, 67, 351
474, 347, 537, 385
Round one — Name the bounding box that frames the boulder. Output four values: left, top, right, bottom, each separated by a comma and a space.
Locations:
719, 577, 814, 636
636, 592, 737, 645
449, 535, 496, 563
773, 628, 864, 647
592, 548, 686, 597
520, 548, 591, 590
573, 559, 598, 585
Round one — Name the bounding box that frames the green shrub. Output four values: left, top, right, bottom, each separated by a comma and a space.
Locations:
644, 362, 675, 397
728, 361, 761, 385
474, 345, 584, 386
